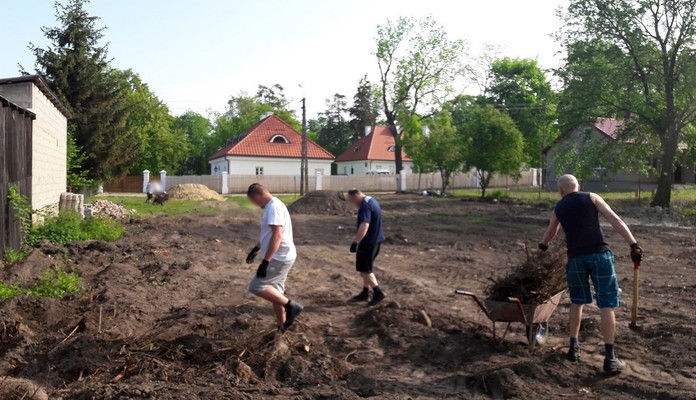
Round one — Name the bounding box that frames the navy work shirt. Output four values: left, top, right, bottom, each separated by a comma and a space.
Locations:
357, 196, 385, 245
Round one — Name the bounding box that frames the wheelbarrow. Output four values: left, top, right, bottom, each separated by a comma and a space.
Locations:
455, 290, 565, 350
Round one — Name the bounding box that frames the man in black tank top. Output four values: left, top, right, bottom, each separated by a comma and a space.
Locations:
539, 175, 643, 373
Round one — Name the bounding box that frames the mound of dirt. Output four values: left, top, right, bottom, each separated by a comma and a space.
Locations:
0, 377, 48, 400
288, 191, 353, 215
91, 199, 135, 220
167, 184, 225, 201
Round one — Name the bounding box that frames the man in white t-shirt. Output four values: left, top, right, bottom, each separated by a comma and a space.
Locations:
245, 183, 303, 331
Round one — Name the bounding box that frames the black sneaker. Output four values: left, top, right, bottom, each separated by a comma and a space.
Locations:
368, 290, 386, 306
603, 358, 626, 373
348, 291, 369, 303
283, 301, 304, 331
566, 347, 580, 362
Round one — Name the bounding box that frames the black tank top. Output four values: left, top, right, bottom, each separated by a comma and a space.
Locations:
554, 192, 610, 257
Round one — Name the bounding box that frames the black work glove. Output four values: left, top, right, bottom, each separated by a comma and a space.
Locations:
630, 243, 643, 264
350, 242, 358, 253
538, 243, 549, 252
256, 259, 269, 278
246, 246, 260, 264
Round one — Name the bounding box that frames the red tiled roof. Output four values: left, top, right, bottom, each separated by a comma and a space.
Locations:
208, 115, 335, 160
594, 118, 624, 139
334, 125, 411, 162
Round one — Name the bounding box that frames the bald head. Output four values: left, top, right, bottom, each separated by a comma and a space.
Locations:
558, 174, 580, 196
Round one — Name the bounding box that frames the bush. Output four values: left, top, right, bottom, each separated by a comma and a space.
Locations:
0, 269, 82, 301
27, 212, 124, 246
487, 189, 512, 200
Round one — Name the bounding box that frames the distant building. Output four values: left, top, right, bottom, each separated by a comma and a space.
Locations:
208, 113, 334, 176
544, 118, 694, 191
0, 75, 70, 210
334, 125, 413, 175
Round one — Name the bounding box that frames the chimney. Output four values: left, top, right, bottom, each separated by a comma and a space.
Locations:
364, 126, 372, 137
422, 125, 430, 138
260, 111, 274, 121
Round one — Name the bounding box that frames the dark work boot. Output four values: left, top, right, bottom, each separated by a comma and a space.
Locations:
368, 287, 386, 306
349, 288, 370, 303
566, 346, 580, 362
283, 300, 304, 331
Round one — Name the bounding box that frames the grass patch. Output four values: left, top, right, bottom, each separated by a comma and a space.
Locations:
27, 212, 124, 246
0, 268, 82, 301
94, 195, 300, 215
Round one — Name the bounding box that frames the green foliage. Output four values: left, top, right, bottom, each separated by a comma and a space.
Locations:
486, 190, 511, 200
487, 57, 557, 167
559, 0, 696, 207
3, 248, 29, 264
349, 75, 381, 132
118, 70, 190, 175
175, 112, 214, 175
27, 212, 124, 246
27, 0, 138, 181
212, 84, 300, 151
0, 269, 82, 300
66, 129, 93, 190
453, 101, 525, 198
404, 110, 465, 194
376, 15, 468, 173
313, 94, 356, 156
8, 185, 33, 238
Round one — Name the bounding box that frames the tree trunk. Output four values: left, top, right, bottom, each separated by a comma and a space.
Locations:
440, 169, 449, 195
651, 130, 678, 207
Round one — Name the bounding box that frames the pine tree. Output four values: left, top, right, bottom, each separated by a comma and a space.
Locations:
27, 0, 138, 181
349, 75, 378, 139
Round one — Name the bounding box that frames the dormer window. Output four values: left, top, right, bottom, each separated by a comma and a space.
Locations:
387, 145, 396, 152
353, 147, 360, 153
270, 134, 289, 144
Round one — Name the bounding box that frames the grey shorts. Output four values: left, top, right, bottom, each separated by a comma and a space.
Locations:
248, 258, 295, 294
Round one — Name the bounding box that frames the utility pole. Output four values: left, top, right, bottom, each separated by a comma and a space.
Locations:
301, 97, 308, 196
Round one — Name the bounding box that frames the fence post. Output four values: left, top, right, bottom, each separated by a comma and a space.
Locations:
400, 170, 406, 192
142, 170, 150, 193
221, 171, 229, 194
160, 170, 167, 190
316, 170, 323, 191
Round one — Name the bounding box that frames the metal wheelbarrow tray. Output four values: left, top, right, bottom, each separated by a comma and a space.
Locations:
455, 289, 565, 350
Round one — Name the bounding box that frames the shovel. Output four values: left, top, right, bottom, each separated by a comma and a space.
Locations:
629, 261, 643, 333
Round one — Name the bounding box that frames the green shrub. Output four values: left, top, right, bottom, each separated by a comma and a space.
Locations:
3, 248, 29, 264
0, 282, 23, 300
487, 190, 512, 200
26, 269, 83, 298
27, 212, 124, 246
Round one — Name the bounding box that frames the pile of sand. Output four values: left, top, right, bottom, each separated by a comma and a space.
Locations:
167, 184, 225, 201
288, 191, 353, 216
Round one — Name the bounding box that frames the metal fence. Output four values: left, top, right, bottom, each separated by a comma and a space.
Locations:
0, 96, 34, 255
105, 170, 538, 195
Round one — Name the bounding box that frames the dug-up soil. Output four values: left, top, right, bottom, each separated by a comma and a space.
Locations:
167, 184, 225, 201
288, 190, 353, 216
0, 195, 695, 399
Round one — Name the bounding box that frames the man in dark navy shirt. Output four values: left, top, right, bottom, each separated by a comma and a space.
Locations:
539, 174, 643, 373
347, 188, 386, 306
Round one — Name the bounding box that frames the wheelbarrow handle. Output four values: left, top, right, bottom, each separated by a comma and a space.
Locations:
507, 297, 529, 326
455, 290, 493, 321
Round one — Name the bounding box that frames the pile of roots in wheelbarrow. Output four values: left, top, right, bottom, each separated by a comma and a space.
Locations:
487, 244, 567, 304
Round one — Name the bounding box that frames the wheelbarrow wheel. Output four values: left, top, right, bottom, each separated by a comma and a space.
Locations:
526, 322, 548, 348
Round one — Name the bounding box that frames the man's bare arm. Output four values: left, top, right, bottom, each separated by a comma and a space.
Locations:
354, 222, 370, 243
263, 225, 284, 261
591, 193, 637, 245
540, 212, 561, 245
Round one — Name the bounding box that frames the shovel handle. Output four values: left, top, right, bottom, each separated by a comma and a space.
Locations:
633, 261, 640, 270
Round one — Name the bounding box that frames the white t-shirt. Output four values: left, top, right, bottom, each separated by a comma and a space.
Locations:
259, 197, 296, 262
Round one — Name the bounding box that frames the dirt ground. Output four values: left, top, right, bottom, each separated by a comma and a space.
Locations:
1, 194, 695, 399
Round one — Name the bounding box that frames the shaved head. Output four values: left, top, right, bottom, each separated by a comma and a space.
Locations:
558, 174, 580, 195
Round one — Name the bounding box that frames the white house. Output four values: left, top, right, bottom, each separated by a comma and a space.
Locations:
334, 125, 413, 175
208, 113, 334, 176
0, 75, 69, 210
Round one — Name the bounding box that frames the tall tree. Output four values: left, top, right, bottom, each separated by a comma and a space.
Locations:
174, 112, 213, 175
375, 16, 467, 179
487, 57, 557, 167
349, 75, 380, 136
314, 94, 354, 156
212, 85, 300, 150
453, 101, 524, 198
560, 0, 696, 207
27, 0, 136, 181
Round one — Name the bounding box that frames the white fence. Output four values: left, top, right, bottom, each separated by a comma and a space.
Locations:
144, 170, 538, 194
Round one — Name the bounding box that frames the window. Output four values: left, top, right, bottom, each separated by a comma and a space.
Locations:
351, 167, 354, 175
387, 145, 396, 152
364, 162, 368, 167
353, 146, 360, 153
269, 134, 289, 144
255, 167, 264, 176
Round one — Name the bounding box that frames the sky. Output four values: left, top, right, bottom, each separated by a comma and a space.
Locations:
1, 0, 569, 118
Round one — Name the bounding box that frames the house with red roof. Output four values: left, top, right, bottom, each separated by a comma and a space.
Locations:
208, 113, 335, 176
334, 126, 413, 175
544, 118, 694, 190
